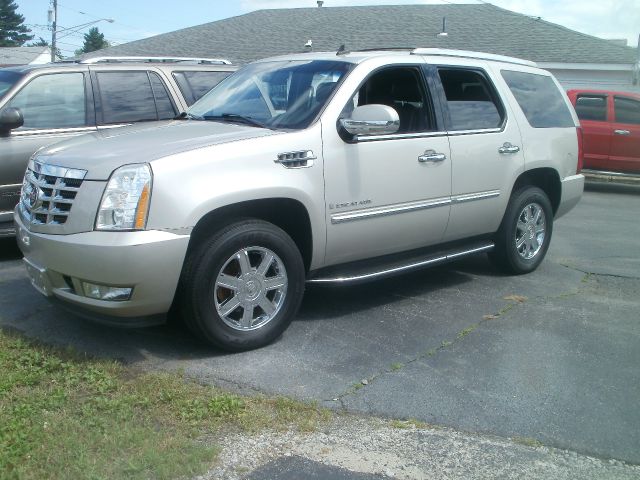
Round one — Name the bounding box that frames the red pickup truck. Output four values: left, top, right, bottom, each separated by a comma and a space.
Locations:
567, 89, 640, 174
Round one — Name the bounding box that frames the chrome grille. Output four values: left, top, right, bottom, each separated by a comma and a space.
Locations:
20, 161, 87, 226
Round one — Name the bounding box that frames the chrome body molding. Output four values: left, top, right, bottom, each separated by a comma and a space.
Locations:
11, 126, 96, 137
357, 130, 447, 142
330, 190, 500, 224
275, 150, 316, 168
307, 243, 495, 284
451, 190, 501, 204
331, 196, 451, 224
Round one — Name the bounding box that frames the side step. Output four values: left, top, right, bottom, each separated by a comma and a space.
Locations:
307, 241, 494, 285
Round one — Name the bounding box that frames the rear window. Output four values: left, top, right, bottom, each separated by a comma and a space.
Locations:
614, 96, 640, 124
501, 70, 574, 128
172, 71, 231, 106
575, 95, 607, 122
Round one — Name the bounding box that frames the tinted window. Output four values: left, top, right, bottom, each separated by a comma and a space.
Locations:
614, 96, 640, 124
575, 95, 607, 121
96, 71, 156, 124
172, 71, 231, 105
149, 72, 177, 119
342, 66, 434, 133
0, 70, 23, 101
501, 70, 574, 128
6, 72, 87, 129
438, 69, 503, 131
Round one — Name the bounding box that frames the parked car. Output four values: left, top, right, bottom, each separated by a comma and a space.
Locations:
567, 89, 640, 174
15, 48, 584, 351
0, 56, 236, 236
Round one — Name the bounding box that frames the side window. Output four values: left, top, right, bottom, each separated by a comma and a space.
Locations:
438, 68, 503, 131
96, 71, 157, 124
343, 66, 434, 134
149, 72, 177, 120
172, 71, 231, 106
7, 72, 87, 129
614, 96, 640, 125
501, 70, 574, 128
575, 95, 607, 122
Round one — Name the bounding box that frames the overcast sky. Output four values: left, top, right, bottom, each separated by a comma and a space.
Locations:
17, 0, 639, 57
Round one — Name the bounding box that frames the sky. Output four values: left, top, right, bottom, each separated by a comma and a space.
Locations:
16, 0, 640, 58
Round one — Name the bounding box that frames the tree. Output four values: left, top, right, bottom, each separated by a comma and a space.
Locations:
0, 0, 33, 47
75, 27, 109, 55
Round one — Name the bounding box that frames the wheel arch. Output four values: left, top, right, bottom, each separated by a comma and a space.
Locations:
511, 168, 561, 215
186, 198, 314, 272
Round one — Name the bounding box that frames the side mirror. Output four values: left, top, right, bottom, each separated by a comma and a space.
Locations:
339, 104, 400, 138
0, 107, 24, 135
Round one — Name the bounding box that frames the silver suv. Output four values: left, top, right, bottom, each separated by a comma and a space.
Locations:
0, 56, 236, 236
15, 48, 584, 351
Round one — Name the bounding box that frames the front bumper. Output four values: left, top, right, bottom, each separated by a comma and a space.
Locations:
15, 211, 190, 327
555, 174, 585, 220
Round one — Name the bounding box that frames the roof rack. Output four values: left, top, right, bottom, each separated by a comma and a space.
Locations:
79, 56, 232, 65
411, 48, 536, 67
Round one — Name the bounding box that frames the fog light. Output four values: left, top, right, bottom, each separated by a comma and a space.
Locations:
81, 282, 132, 301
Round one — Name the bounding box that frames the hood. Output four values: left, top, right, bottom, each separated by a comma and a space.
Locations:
35, 120, 282, 180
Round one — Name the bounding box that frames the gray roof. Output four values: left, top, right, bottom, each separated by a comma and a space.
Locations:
0, 46, 49, 66
83, 4, 638, 65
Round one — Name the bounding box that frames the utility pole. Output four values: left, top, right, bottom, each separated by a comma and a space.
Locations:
50, 0, 57, 62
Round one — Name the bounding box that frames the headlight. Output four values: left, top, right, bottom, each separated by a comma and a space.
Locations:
95, 164, 152, 231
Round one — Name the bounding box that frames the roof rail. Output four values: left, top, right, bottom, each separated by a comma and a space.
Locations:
411, 48, 537, 67
79, 56, 232, 65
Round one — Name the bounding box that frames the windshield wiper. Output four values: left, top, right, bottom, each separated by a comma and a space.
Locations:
203, 113, 269, 129
174, 111, 202, 120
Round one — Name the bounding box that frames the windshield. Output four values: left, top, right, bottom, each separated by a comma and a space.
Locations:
188, 60, 353, 130
0, 70, 23, 102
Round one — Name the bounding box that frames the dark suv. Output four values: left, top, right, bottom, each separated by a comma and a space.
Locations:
0, 56, 236, 236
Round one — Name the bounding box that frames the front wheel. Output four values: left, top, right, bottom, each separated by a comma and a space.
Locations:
180, 220, 305, 351
489, 186, 553, 274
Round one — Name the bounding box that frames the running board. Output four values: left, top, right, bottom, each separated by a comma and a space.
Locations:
307, 241, 494, 285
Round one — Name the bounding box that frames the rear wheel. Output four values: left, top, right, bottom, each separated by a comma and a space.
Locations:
489, 186, 553, 274
180, 220, 305, 351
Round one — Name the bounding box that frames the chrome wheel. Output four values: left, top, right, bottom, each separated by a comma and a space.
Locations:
214, 246, 288, 331
515, 202, 546, 260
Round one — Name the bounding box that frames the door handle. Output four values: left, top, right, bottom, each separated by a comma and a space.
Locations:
418, 150, 446, 163
498, 142, 520, 154
614, 129, 630, 136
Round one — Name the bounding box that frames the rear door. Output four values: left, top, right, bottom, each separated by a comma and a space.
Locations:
572, 92, 611, 170
610, 95, 640, 173
435, 65, 525, 242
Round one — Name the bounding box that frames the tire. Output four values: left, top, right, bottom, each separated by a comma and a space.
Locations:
489, 186, 553, 275
180, 219, 305, 351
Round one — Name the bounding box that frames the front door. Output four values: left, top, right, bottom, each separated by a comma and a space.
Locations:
322, 65, 452, 266
0, 71, 95, 223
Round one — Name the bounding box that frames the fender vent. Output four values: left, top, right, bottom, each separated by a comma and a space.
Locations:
275, 150, 316, 168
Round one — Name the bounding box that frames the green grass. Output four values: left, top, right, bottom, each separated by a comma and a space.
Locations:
0, 329, 329, 480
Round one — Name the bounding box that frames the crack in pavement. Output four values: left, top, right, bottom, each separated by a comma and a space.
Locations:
326, 269, 599, 405
560, 262, 640, 281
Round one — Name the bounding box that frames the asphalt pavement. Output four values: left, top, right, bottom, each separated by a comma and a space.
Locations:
1, 183, 639, 477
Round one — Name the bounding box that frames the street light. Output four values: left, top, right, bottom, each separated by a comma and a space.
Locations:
49, 0, 114, 62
